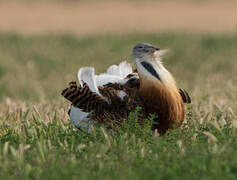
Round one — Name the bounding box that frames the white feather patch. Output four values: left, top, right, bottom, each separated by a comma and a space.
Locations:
95, 74, 127, 87
77, 61, 133, 101
106, 61, 133, 78
118, 91, 127, 99
77, 67, 102, 96
106, 65, 120, 76
95, 61, 133, 87
69, 106, 92, 130
118, 61, 133, 78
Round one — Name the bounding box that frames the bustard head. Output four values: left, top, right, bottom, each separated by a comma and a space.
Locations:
132, 43, 175, 87
132, 43, 160, 62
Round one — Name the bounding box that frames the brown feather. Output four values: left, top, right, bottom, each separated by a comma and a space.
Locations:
61, 81, 108, 112
61, 81, 142, 128
139, 78, 185, 134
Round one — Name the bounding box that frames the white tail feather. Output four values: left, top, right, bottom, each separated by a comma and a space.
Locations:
95, 61, 133, 86
106, 65, 120, 76
95, 74, 126, 87
69, 106, 92, 130
118, 61, 133, 78
77, 67, 102, 96
106, 61, 133, 78
77, 61, 133, 99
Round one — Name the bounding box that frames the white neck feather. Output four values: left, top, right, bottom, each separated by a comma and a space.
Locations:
135, 56, 177, 90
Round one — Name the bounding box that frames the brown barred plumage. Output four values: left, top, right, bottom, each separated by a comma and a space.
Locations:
61, 80, 142, 127
62, 43, 191, 134
61, 81, 108, 112
61, 78, 191, 133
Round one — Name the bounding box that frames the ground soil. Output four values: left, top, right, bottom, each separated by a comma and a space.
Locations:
0, 1, 237, 35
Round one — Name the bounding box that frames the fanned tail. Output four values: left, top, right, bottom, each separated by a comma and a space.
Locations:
61, 61, 142, 129
61, 81, 108, 112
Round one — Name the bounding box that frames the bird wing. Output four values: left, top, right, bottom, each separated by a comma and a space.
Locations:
62, 78, 140, 112
76, 61, 134, 101
62, 61, 141, 129
61, 80, 140, 128
106, 61, 133, 78
95, 61, 133, 87
61, 81, 109, 112
77, 67, 104, 97
95, 74, 126, 87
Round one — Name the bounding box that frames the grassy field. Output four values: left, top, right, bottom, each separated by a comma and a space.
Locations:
0, 32, 237, 179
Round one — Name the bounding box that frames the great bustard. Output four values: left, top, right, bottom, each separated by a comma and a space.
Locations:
62, 43, 191, 134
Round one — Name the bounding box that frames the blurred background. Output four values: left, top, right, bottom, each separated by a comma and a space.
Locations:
1, 0, 237, 34
1, 1, 237, 178
0, 0, 236, 111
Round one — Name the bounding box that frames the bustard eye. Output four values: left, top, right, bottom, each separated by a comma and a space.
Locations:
138, 46, 143, 49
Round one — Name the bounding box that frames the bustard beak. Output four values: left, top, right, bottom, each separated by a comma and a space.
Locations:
148, 46, 160, 53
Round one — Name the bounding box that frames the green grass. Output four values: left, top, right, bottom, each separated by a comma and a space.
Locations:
0, 32, 237, 179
